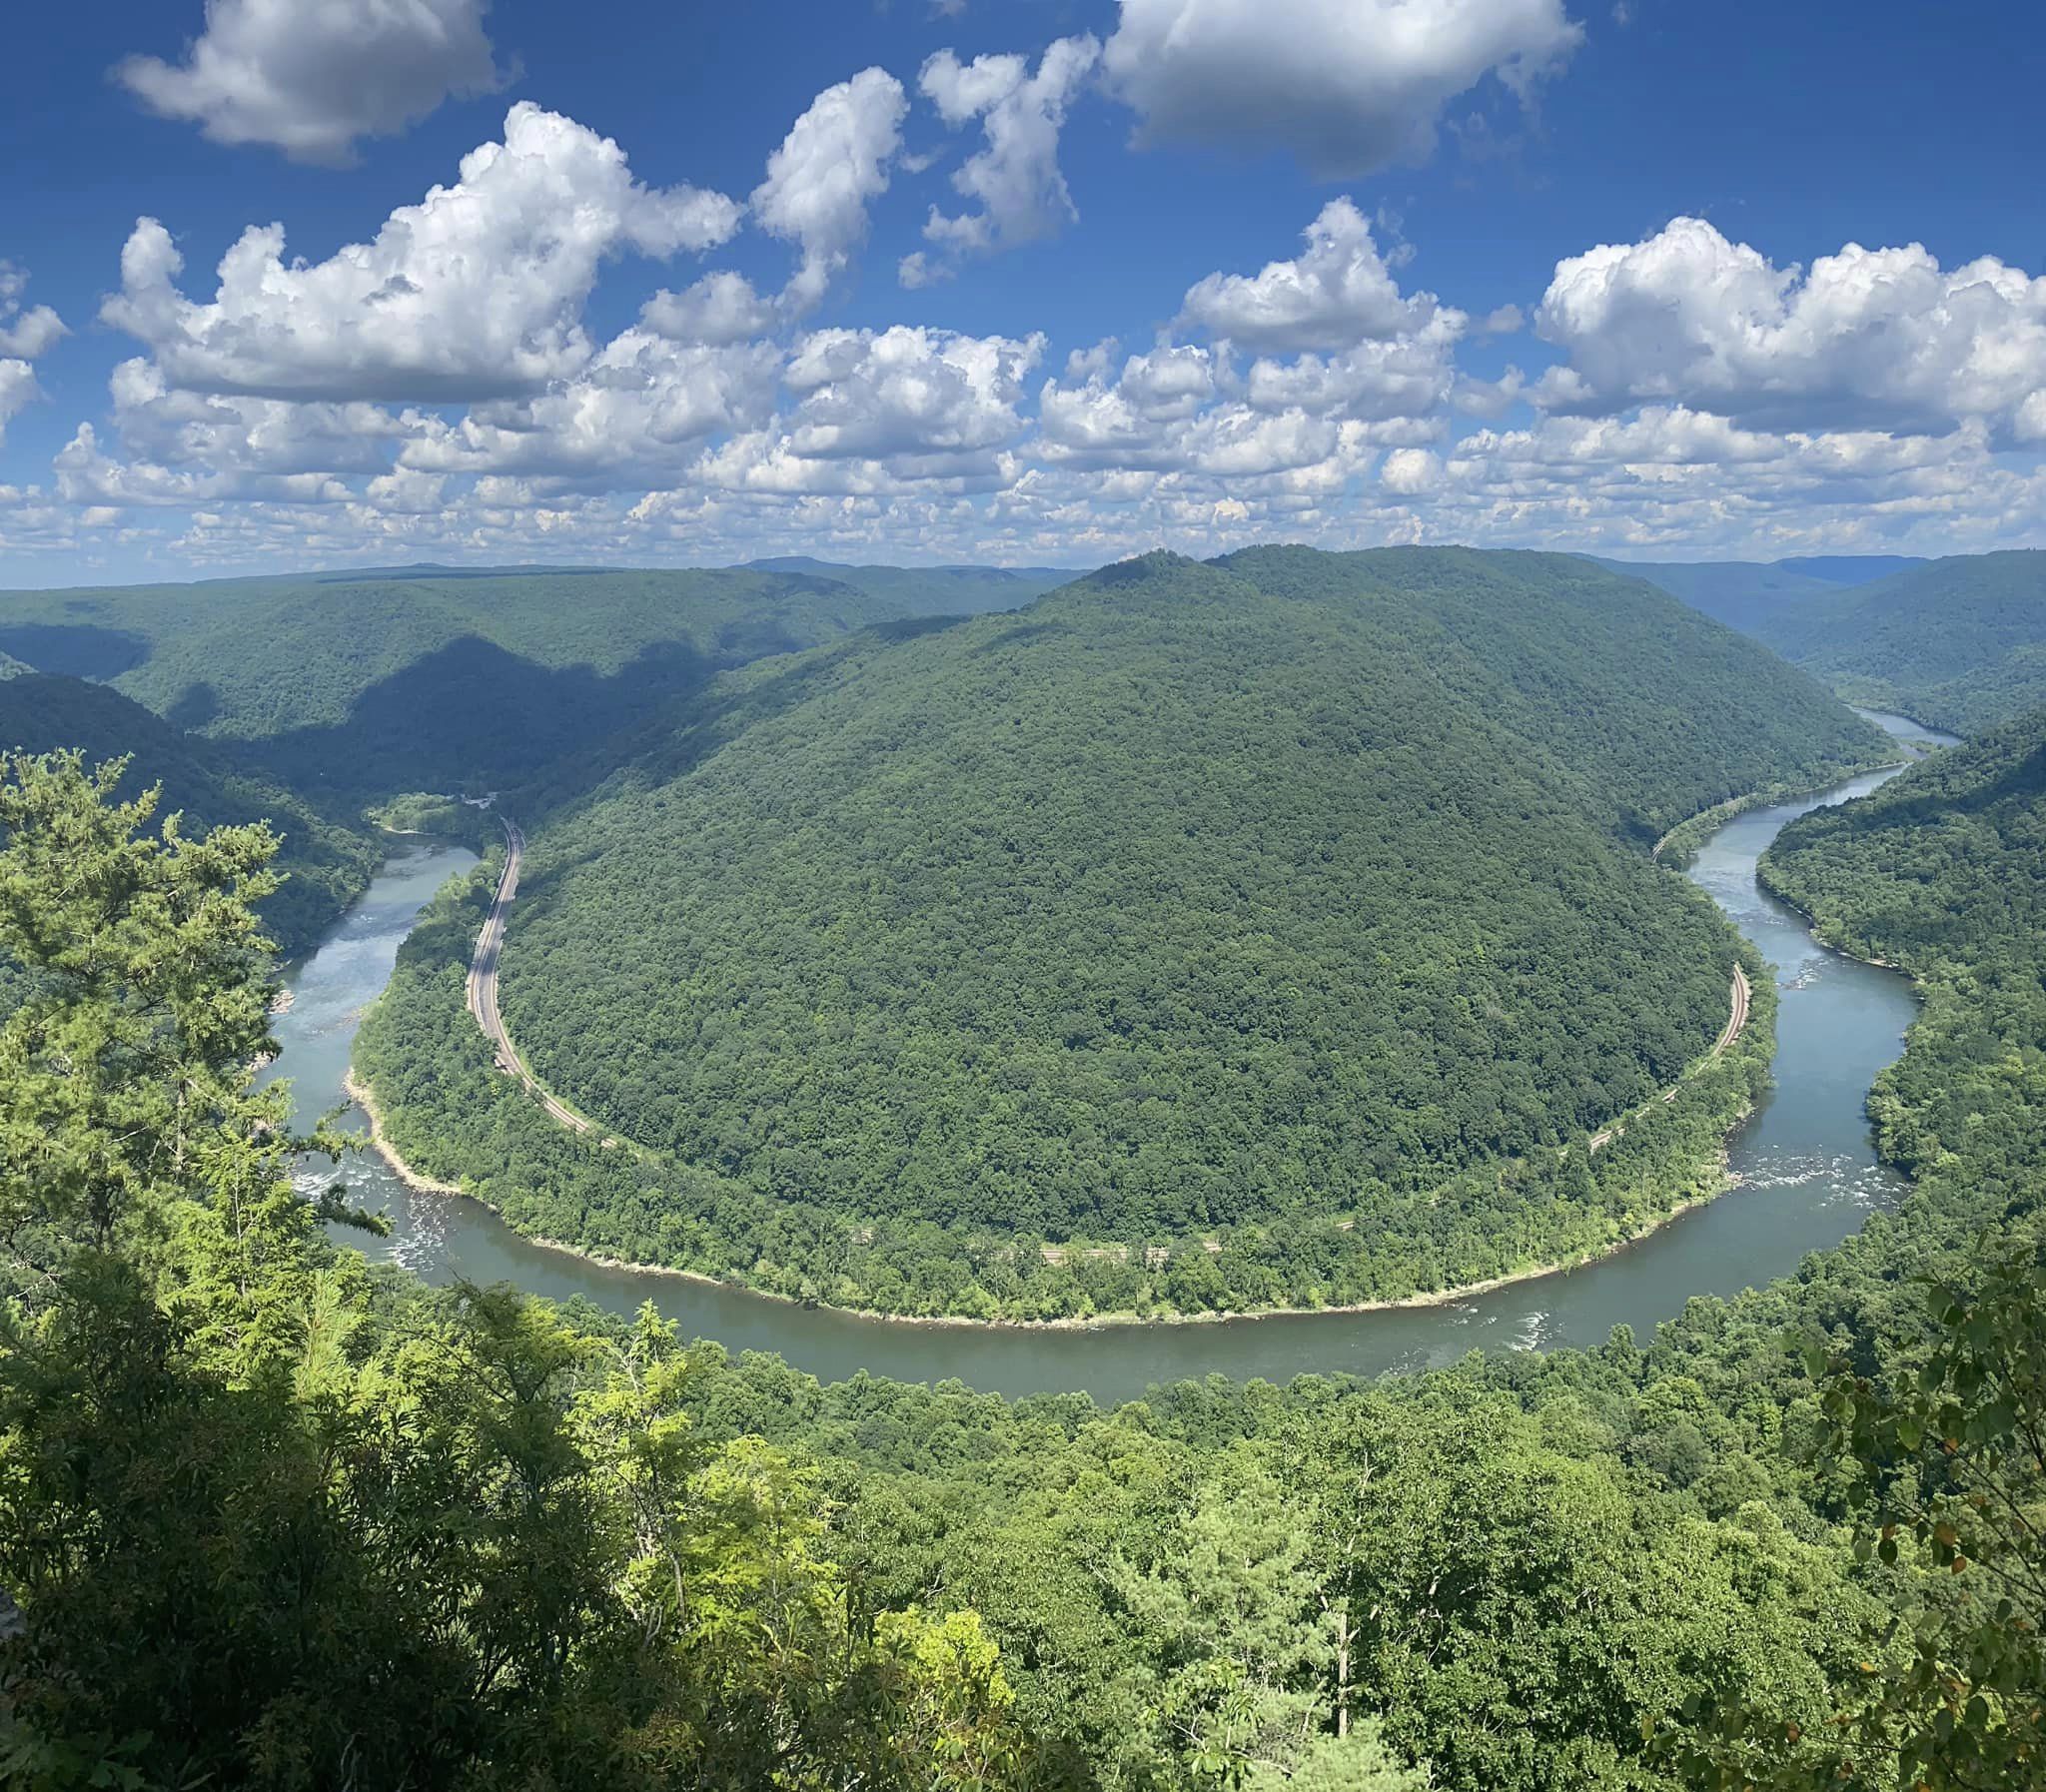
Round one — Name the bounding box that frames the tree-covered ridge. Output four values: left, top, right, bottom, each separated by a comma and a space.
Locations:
0, 674, 377, 959
6, 728, 2038, 1791
1761, 706, 2046, 1189
741, 556, 1076, 614
1227, 547, 1887, 838
1761, 550, 2046, 735
431, 548, 1877, 1296
0, 561, 1067, 800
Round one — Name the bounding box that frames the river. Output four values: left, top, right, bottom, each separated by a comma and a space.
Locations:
268, 709, 1955, 1402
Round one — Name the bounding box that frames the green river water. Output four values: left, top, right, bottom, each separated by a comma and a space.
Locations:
273, 709, 1954, 1400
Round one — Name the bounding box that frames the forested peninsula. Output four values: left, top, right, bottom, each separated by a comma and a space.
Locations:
5, 699, 2040, 1788
356, 547, 1889, 1320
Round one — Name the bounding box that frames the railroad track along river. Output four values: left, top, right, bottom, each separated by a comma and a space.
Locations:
465, 817, 595, 1137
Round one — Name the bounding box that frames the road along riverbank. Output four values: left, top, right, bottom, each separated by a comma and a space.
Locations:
273, 721, 1949, 1400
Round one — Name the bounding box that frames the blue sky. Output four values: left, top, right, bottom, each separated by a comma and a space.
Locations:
2, 0, 2043, 583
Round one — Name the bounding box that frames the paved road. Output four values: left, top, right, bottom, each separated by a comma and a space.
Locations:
1589, 964, 1751, 1154
466, 817, 593, 1135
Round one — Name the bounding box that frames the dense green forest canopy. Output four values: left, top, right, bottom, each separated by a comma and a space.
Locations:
1763, 551, 2046, 735
0, 674, 377, 959
356, 844, 1776, 1319
0, 561, 1070, 798
1619, 550, 2046, 735
1590, 555, 1852, 637
740, 556, 1075, 613
482, 548, 1881, 1274
5, 744, 2039, 1791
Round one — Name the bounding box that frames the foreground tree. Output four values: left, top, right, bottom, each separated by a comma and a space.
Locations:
0, 751, 288, 1274
0, 755, 1041, 1791
1682, 1244, 2046, 1790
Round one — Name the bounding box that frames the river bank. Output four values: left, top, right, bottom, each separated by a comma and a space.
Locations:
1652, 754, 1905, 865
343, 943, 1764, 1332
272, 731, 1943, 1400
341, 1070, 466, 1197
343, 1062, 1747, 1333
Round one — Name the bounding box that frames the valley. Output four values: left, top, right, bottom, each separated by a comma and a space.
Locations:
277, 723, 1929, 1394
5, 543, 2034, 1790
8, 9, 2046, 1777
1621, 548, 2046, 734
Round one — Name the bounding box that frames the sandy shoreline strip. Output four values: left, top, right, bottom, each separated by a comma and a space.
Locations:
341, 1063, 1742, 1332
342, 1069, 467, 1197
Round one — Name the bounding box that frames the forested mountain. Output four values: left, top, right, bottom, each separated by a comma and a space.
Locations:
6, 744, 2037, 1791
0, 674, 377, 958
1616, 549, 2046, 734
0, 561, 1088, 799
1761, 550, 2046, 734
347, 547, 1889, 1318
1592, 555, 1849, 636
740, 556, 1076, 613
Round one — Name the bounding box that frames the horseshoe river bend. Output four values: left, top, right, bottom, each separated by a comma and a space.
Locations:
265, 709, 1957, 1402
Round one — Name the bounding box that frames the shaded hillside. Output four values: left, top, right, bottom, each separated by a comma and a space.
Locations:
1592, 556, 1847, 637
740, 556, 1077, 614
1614, 549, 2046, 734
448, 549, 1884, 1304
1761, 550, 2046, 733
0, 675, 378, 958
0, 562, 1087, 799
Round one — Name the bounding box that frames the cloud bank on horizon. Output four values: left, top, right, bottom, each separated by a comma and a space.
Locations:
3, 0, 2045, 580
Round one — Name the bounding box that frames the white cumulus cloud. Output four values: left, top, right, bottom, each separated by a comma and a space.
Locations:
0, 265, 66, 360
1178, 199, 1458, 353
781, 326, 1044, 460
115, 0, 510, 165
638, 273, 776, 347
917, 36, 1101, 269
751, 69, 908, 309
1103, 0, 1583, 177
1534, 216, 2046, 438
0, 361, 39, 445
1380, 447, 1444, 493
100, 104, 740, 404
401, 332, 782, 483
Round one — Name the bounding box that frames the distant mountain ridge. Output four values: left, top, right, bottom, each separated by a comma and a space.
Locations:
1774, 554, 1925, 585
739, 556, 1078, 614
1613, 549, 2046, 733
0, 560, 1095, 800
